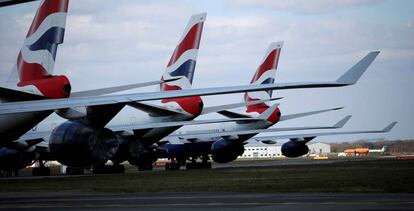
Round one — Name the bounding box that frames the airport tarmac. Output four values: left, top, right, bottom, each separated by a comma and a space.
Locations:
0, 192, 413, 210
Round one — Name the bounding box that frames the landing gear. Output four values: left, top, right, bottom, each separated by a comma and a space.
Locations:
92, 163, 125, 174
65, 166, 84, 175
137, 163, 153, 171
32, 160, 50, 176
185, 156, 212, 170
165, 158, 181, 170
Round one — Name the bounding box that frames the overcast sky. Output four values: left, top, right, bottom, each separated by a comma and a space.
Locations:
0, 0, 413, 143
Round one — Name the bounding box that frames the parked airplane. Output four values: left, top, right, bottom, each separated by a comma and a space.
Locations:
0, 0, 177, 146
0, 1, 381, 174
2, 46, 380, 174
152, 41, 347, 169
160, 121, 396, 169
0, 0, 194, 174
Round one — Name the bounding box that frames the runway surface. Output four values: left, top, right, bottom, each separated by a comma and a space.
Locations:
0, 192, 413, 210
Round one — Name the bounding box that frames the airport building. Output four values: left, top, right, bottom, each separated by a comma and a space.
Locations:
308, 142, 331, 156
239, 142, 331, 158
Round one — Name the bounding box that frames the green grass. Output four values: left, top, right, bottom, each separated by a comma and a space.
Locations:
1, 159, 413, 193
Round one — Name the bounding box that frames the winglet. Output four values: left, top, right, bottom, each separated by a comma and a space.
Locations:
336, 51, 380, 85
382, 121, 397, 132
334, 115, 352, 128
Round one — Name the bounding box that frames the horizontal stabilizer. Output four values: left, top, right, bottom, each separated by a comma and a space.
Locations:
217, 110, 251, 119
202, 97, 282, 115
280, 107, 343, 122
127, 101, 187, 116
71, 78, 179, 98
0, 86, 46, 101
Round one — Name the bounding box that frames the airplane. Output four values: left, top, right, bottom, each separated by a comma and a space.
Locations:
151, 41, 348, 169
0, 3, 381, 174
0, 0, 179, 146
160, 121, 397, 169
1, 46, 380, 174
0, 0, 196, 175
0, 8, 283, 175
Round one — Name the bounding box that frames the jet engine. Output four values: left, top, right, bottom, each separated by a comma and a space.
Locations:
49, 120, 119, 167
281, 140, 309, 158
0, 147, 34, 171
211, 139, 244, 163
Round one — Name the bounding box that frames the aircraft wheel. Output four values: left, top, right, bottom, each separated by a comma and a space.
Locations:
32, 167, 50, 176
66, 167, 84, 175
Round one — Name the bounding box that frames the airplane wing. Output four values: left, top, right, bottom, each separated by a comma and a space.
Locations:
171, 115, 351, 140
18, 117, 266, 142
70, 78, 178, 97
0, 51, 379, 115
109, 117, 266, 133
252, 121, 397, 144
279, 107, 343, 122
0, 0, 37, 7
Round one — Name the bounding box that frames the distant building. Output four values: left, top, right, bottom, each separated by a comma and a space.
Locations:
308, 142, 331, 156
240, 143, 281, 158
239, 142, 331, 158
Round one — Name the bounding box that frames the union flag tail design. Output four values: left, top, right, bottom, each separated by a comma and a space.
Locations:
160, 13, 206, 116
6, 0, 70, 99
9, 0, 68, 84
160, 13, 206, 91
244, 41, 283, 114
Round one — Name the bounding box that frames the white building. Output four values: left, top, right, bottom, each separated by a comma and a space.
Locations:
307, 142, 331, 156
239, 143, 282, 158
239, 142, 331, 158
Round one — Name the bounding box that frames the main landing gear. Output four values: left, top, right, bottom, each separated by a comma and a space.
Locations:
32, 160, 51, 176
137, 163, 153, 171
185, 155, 212, 169
165, 158, 181, 170
92, 163, 125, 174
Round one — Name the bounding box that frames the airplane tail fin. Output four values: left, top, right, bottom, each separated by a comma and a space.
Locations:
160, 13, 206, 91
244, 41, 283, 114
159, 13, 206, 116
9, 0, 69, 83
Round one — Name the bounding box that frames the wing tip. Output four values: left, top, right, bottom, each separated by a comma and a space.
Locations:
334, 115, 352, 128
383, 121, 397, 132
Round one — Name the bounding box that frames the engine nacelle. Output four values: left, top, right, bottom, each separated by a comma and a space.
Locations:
211, 139, 244, 163
281, 141, 309, 158
49, 120, 119, 167
0, 147, 34, 171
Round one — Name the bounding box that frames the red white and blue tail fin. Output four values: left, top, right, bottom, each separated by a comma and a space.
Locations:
8, 0, 68, 83
160, 13, 206, 91
244, 41, 283, 114
159, 13, 206, 116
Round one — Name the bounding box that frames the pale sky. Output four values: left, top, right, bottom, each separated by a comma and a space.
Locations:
0, 0, 413, 142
